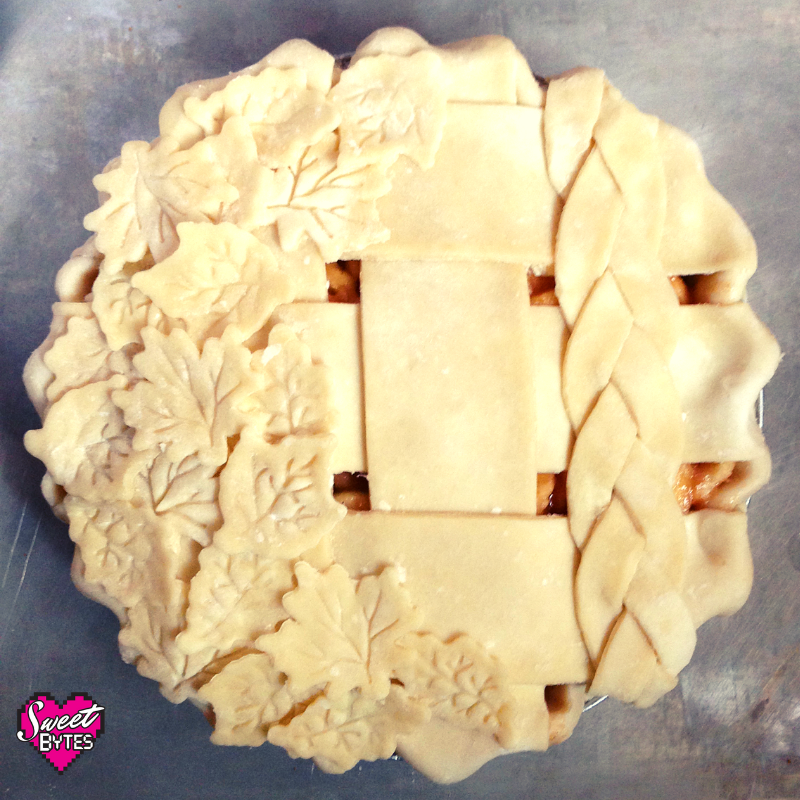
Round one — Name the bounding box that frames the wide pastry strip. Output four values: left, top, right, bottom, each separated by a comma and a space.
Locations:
436, 37, 542, 105
530, 307, 572, 473
271, 302, 366, 474
271, 295, 779, 498
359, 103, 559, 266
353, 28, 544, 106
360, 259, 538, 514
273, 289, 777, 512
332, 512, 588, 685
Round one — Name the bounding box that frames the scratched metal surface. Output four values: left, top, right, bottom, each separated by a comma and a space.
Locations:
1, 0, 798, 797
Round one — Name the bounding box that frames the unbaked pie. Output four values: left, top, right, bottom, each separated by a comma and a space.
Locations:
23, 28, 780, 783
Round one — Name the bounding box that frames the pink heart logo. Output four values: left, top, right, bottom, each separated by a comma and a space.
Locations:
17, 693, 105, 772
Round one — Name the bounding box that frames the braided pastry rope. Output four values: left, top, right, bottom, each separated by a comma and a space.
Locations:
547, 70, 697, 706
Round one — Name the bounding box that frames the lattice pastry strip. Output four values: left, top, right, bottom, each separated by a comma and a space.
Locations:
574, 496, 644, 663
562, 270, 634, 432
553, 146, 624, 325
543, 67, 605, 197
592, 88, 666, 253
611, 326, 684, 479
550, 71, 695, 703
566, 383, 638, 550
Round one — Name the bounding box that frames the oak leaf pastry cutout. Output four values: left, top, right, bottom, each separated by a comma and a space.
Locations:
23, 27, 780, 784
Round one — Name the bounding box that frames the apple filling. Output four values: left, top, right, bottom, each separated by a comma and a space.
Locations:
673, 461, 737, 513
326, 260, 361, 303
528, 273, 558, 306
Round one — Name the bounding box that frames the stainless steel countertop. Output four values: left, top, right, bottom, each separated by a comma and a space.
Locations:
1, 1, 798, 797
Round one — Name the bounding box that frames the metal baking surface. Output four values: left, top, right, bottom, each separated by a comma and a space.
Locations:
1, 1, 798, 797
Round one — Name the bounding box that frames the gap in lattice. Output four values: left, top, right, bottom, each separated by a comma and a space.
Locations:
670, 272, 730, 305
544, 684, 570, 714
537, 472, 568, 515
527, 270, 558, 306
327, 260, 362, 303
674, 461, 738, 514
333, 471, 370, 511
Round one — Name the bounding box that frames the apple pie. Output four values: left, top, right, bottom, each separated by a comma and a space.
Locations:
23, 27, 780, 783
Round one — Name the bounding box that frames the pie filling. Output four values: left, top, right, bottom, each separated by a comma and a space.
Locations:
332, 471, 371, 510
326, 260, 362, 303
673, 461, 737, 513
528, 273, 558, 306
669, 273, 734, 305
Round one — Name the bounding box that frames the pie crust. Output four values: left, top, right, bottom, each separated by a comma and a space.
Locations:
23, 28, 780, 783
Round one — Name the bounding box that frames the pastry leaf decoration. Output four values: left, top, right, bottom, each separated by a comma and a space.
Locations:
177, 546, 293, 657
183, 66, 340, 169
329, 50, 447, 169
119, 601, 214, 704
42, 314, 116, 403
267, 687, 427, 774
66, 498, 152, 609
196, 117, 285, 231
213, 431, 344, 559
114, 514, 214, 703
132, 221, 293, 345
84, 136, 238, 271
198, 653, 295, 746
91, 259, 169, 350
268, 132, 391, 262
394, 632, 515, 744
246, 324, 334, 442
112, 328, 256, 467
66, 494, 214, 702
256, 563, 421, 701
138, 452, 222, 546
24, 375, 133, 501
